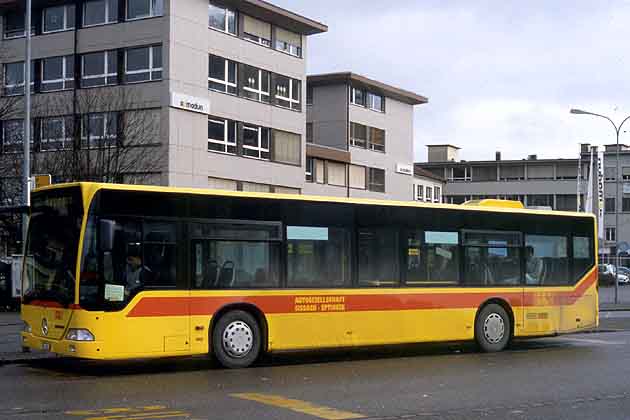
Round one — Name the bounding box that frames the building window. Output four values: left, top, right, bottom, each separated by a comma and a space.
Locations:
208, 55, 237, 94
623, 197, 630, 212
207, 117, 236, 155
82, 112, 118, 148
81, 51, 117, 87
527, 194, 553, 208
605, 197, 616, 213
275, 27, 302, 57
272, 130, 301, 165
305, 157, 314, 182
434, 186, 441, 203
274, 75, 300, 110
3, 62, 34, 96
327, 161, 347, 187
350, 122, 367, 148
315, 159, 325, 183
306, 86, 313, 105
426, 186, 433, 202
451, 166, 471, 181
4, 11, 27, 39
416, 185, 424, 201
83, 0, 118, 26
42, 4, 75, 33
241, 65, 270, 103
125, 45, 162, 83
351, 86, 365, 107
242, 124, 270, 160
208, 2, 236, 35
368, 168, 385, 193
41, 116, 74, 151
623, 167, 630, 181
605, 227, 616, 242
2, 120, 25, 153
242, 15, 271, 47
349, 164, 366, 189
369, 127, 385, 152
604, 167, 616, 181
367, 92, 385, 112
41, 55, 74, 92
306, 123, 313, 143
127, 0, 163, 20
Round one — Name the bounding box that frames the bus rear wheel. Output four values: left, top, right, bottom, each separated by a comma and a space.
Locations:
475, 303, 511, 352
212, 310, 261, 369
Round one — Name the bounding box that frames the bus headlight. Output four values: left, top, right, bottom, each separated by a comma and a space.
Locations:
22, 322, 31, 333
65, 329, 95, 342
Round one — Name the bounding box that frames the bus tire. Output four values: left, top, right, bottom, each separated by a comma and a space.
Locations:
212, 310, 261, 369
475, 303, 511, 352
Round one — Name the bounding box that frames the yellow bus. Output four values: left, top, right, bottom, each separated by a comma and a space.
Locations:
21, 183, 598, 368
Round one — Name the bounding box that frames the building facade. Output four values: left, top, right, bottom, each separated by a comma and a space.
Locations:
412, 167, 444, 204
600, 144, 630, 257
416, 145, 588, 211
0, 0, 327, 195
305, 72, 427, 201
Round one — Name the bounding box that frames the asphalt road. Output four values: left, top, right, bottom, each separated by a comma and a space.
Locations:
2, 330, 630, 420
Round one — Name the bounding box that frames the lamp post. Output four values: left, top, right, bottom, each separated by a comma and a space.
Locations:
22, 0, 32, 251
571, 109, 630, 304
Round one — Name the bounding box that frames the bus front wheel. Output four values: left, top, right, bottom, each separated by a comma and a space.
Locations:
475, 303, 511, 352
212, 310, 262, 369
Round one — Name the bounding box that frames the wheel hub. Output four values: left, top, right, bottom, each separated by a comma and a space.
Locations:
483, 313, 505, 344
222, 321, 253, 358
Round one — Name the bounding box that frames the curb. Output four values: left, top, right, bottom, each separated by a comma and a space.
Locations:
0, 353, 55, 366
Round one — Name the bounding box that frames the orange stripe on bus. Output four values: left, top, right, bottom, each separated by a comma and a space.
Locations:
126, 270, 597, 318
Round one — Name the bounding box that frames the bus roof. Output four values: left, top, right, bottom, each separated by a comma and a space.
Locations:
33, 182, 595, 220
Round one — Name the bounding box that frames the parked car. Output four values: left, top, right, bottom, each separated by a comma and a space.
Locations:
598, 264, 630, 285
616, 266, 630, 285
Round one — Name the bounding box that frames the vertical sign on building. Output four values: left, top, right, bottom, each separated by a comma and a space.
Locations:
597, 150, 605, 240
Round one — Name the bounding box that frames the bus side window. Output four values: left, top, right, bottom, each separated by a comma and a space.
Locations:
525, 235, 569, 286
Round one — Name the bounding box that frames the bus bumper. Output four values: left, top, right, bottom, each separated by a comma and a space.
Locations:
21, 332, 104, 359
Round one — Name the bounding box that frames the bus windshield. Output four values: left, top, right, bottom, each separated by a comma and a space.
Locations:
22, 187, 83, 307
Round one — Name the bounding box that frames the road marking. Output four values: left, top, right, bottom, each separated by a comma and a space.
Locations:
561, 337, 625, 345
231, 393, 365, 420
65, 406, 189, 420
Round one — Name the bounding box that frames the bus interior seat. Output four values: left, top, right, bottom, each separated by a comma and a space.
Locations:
217, 261, 235, 288
206, 260, 218, 288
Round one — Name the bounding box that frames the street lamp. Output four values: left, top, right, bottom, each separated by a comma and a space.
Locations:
570, 108, 630, 304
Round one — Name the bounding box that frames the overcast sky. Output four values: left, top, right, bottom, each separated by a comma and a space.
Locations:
272, 0, 630, 162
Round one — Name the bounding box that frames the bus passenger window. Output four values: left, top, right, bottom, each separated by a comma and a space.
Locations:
142, 222, 177, 288
286, 226, 351, 288
462, 231, 521, 286
424, 231, 460, 285
573, 236, 594, 283
525, 235, 569, 285
358, 228, 399, 287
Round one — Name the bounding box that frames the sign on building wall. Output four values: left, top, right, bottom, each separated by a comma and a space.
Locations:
170, 92, 210, 115
396, 163, 413, 176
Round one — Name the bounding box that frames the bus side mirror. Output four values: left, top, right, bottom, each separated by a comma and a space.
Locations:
99, 219, 115, 252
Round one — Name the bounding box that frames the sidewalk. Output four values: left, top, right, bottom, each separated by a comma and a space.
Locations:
0, 312, 54, 365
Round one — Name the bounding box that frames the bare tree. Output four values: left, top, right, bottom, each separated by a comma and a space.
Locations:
0, 83, 166, 253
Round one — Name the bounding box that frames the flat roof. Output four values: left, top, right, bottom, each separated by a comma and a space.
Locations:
414, 167, 445, 182
417, 158, 581, 166
426, 144, 461, 149
0, 0, 329, 35
307, 72, 428, 106
217, 0, 327, 35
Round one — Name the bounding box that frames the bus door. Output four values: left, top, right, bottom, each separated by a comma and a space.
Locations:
106, 218, 189, 355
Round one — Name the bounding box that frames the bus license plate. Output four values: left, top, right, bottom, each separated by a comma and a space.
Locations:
41, 342, 50, 351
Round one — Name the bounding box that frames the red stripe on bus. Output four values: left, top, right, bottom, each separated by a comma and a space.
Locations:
27, 300, 65, 308
126, 270, 597, 318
